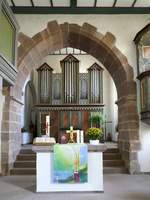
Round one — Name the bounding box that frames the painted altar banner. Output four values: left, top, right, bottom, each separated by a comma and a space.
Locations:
53, 144, 88, 183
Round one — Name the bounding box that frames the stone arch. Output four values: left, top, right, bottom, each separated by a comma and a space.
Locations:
10, 21, 140, 174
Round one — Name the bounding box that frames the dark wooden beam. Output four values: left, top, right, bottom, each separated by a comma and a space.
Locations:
94, 0, 97, 7
132, 0, 137, 7
50, 0, 53, 7
11, 0, 15, 7
11, 6, 150, 14
30, 0, 34, 7
113, 0, 117, 7
70, 0, 77, 8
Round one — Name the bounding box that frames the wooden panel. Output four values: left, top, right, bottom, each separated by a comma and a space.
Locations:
71, 111, 79, 129
60, 111, 70, 129
83, 111, 90, 142
83, 111, 89, 131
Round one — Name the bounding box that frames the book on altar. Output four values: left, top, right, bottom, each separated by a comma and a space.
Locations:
33, 136, 56, 145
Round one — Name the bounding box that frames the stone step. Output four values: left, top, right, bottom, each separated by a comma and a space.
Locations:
21, 145, 32, 149
14, 161, 36, 168
104, 167, 128, 174
103, 160, 124, 167
20, 149, 35, 154
17, 154, 36, 161
10, 168, 36, 175
14, 160, 124, 168
103, 153, 121, 160
104, 148, 119, 153
11, 146, 127, 175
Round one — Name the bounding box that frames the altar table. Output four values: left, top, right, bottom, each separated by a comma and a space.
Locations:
32, 144, 107, 192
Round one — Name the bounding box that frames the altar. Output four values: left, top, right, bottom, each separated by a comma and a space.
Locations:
32, 144, 107, 192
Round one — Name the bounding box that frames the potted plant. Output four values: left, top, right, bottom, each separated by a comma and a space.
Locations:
89, 113, 104, 128
87, 127, 103, 145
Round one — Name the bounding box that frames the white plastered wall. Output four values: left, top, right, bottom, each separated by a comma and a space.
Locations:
15, 14, 150, 172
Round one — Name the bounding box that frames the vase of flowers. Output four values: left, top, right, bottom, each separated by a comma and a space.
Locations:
87, 127, 103, 145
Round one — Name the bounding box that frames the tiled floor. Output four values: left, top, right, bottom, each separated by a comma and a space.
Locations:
0, 174, 150, 200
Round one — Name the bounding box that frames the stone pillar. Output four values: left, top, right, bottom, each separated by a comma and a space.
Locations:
117, 95, 140, 174
1, 88, 22, 175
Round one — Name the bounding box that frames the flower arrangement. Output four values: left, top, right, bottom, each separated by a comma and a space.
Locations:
87, 127, 103, 140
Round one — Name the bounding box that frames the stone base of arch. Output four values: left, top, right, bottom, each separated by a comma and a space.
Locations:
1, 88, 22, 175
117, 96, 140, 174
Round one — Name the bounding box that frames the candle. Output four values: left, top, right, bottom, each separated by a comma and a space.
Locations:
77, 130, 80, 144
70, 126, 73, 131
80, 130, 84, 143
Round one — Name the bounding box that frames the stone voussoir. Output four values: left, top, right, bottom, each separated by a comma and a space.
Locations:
60, 23, 69, 47
102, 32, 116, 49
82, 23, 97, 33
47, 21, 62, 35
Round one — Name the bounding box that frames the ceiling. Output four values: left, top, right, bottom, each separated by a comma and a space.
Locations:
7, 0, 150, 14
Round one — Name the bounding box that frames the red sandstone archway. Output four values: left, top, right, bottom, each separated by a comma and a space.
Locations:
2, 21, 140, 174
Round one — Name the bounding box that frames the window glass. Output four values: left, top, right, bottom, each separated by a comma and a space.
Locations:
0, 10, 14, 63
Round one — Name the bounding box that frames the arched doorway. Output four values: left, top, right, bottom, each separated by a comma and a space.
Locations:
2, 21, 140, 174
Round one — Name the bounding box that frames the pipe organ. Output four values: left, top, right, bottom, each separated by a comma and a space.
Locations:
61, 54, 79, 104
35, 55, 104, 138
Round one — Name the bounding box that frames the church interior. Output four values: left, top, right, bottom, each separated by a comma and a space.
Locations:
0, 0, 150, 199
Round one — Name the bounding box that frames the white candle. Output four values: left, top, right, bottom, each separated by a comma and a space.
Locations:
77, 130, 80, 144
80, 130, 84, 143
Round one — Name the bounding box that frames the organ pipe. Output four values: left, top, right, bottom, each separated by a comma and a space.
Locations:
88, 63, 103, 104
37, 63, 53, 104
61, 55, 79, 104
